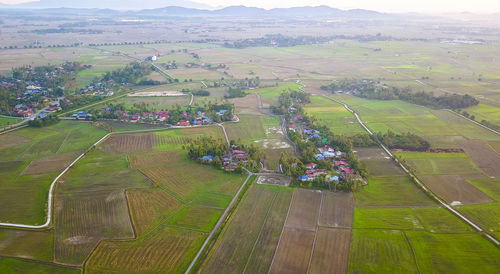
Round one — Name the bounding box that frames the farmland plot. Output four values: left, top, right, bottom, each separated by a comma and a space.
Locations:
0, 257, 80, 274
0, 229, 54, 261
101, 133, 154, 154
457, 139, 500, 177
420, 175, 493, 205
55, 190, 134, 265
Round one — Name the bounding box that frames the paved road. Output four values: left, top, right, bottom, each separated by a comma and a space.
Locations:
320, 94, 499, 246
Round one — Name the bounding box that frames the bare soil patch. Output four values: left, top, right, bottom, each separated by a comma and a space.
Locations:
284, 189, 322, 230
308, 228, 351, 274
458, 140, 500, 177
318, 192, 354, 228
421, 175, 493, 205
22, 152, 78, 175
0, 134, 30, 149
256, 175, 291, 187
488, 141, 500, 155
355, 147, 405, 176
269, 227, 315, 274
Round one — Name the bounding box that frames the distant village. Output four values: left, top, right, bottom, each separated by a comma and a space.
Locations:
73, 102, 237, 127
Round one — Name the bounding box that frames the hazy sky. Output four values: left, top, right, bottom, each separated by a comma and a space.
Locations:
1, 0, 500, 13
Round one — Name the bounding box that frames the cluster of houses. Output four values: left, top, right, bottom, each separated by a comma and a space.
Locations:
79, 81, 114, 97
287, 114, 354, 183
199, 148, 248, 171
72, 111, 92, 119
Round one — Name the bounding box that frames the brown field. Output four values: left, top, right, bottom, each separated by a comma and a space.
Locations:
355, 147, 405, 176
284, 189, 322, 230
269, 227, 316, 274
126, 188, 181, 236
55, 190, 134, 265
458, 140, 500, 177
0, 134, 30, 149
86, 227, 205, 274
101, 133, 154, 154
489, 141, 500, 155
22, 152, 78, 175
129, 151, 182, 169
308, 228, 351, 274
318, 192, 354, 228
420, 175, 493, 205
228, 94, 261, 115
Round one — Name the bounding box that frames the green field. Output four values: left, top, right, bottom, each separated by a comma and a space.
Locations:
395, 152, 482, 175
250, 82, 300, 106
0, 121, 107, 224
304, 96, 365, 136
0, 257, 80, 274
348, 229, 418, 274
406, 231, 500, 273
466, 177, 500, 201
457, 202, 500, 233
354, 176, 435, 207
0, 116, 21, 128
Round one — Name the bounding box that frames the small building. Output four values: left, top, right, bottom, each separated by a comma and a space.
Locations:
199, 155, 215, 162
305, 163, 317, 169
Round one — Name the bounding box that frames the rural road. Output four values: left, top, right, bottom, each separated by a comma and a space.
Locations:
320, 94, 499, 246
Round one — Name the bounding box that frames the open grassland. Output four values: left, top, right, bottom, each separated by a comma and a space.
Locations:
0, 229, 54, 261
395, 152, 482, 175
86, 227, 205, 274
304, 96, 365, 136
201, 185, 292, 274
348, 229, 418, 274
0, 121, 106, 224
0, 257, 80, 274
406, 231, 500, 273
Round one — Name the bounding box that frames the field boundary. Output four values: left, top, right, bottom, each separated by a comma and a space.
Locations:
320, 94, 500, 246
0, 120, 236, 229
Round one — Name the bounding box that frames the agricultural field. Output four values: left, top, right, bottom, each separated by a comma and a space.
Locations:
249, 82, 301, 106
304, 96, 365, 136
112, 94, 190, 110
0, 121, 107, 224
0, 116, 21, 128
0, 257, 80, 274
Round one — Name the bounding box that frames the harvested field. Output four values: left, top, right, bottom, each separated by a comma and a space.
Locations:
420, 175, 493, 205
489, 141, 500, 155
126, 188, 181, 236
256, 175, 291, 187
285, 189, 322, 230
21, 152, 78, 175
308, 228, 351, 274
201, 186, 277, 273
458, 139, 500, 177
55, 190, 134, 265
0, 134, 30, 149
86, 227, 205, 273
268, 227, 315, 274
466, 177, 500, 201
318, 192, 353, 228
228, 93, 260, 114
243, 188, 293, 274
355, 147, 405, 176
101, 133, 154, 154
129, 151, 182, 169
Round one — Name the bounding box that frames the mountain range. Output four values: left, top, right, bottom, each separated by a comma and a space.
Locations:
0, 0, 214, 10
